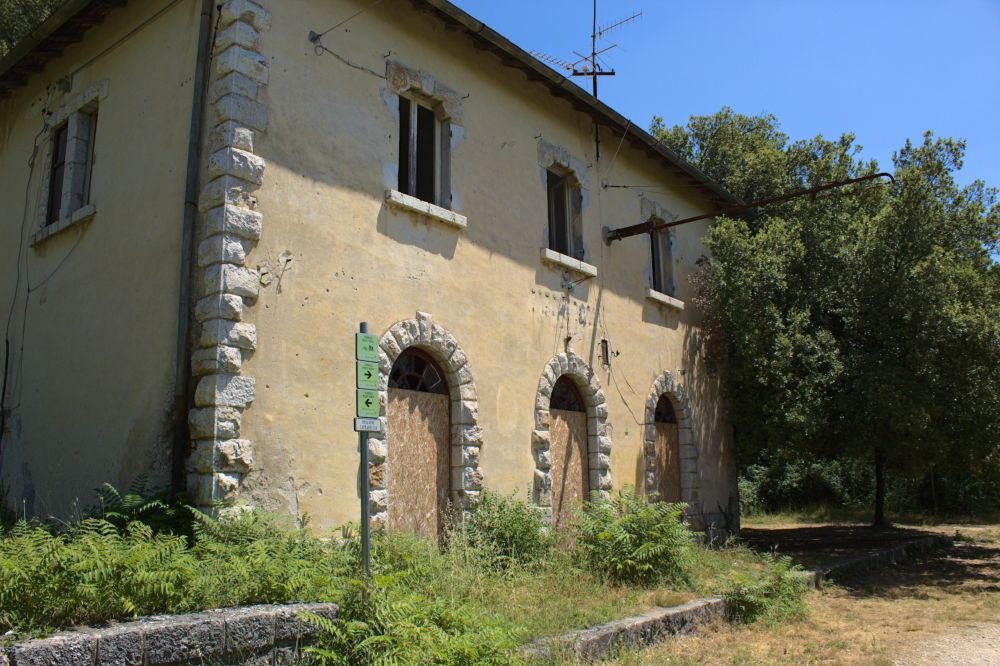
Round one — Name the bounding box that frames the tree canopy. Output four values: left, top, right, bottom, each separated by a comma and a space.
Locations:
0, 0, 64, 57
652, 109, 1000, 523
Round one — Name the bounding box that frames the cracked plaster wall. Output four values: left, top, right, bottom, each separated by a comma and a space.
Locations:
192, 0, 737, 529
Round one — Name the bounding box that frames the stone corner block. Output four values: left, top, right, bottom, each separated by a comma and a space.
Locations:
220, 0, 272, 32
195, 374, 256, 408
192, 345, 243, 376
205, 203, 263, 240
201, 263, 260, 299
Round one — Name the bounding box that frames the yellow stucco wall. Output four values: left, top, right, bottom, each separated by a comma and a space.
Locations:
236, 0, 737, 529
0, 0, 202, 515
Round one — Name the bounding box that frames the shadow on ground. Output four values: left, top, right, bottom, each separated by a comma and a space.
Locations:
740, 524, 940, 568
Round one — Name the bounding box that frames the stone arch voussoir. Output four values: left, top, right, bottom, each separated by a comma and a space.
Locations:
642, 371, 699, 506
532, 351, 611, 520
369, 311, 482, 530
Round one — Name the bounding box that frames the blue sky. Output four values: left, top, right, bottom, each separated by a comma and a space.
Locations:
453, 0, 1000, 191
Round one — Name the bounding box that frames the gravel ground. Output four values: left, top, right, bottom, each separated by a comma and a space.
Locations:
893, 623, 1000, 666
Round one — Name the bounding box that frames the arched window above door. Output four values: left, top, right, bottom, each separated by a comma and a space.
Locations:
654, 395, 677, 424
389, 348, 448, 394
550, 375, 586, 412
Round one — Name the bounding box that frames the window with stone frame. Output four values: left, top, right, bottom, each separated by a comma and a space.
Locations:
45, 106, 97, 226
397, 95, 451, 208
649, 223, 675, 296
546, 167, 584, 260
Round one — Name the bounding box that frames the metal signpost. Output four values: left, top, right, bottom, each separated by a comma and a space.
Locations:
354, 323, 381, 581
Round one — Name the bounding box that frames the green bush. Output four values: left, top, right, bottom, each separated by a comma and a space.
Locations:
302, 578, 516, 666
574, 488, 692, 586
721, 553, 808, 624
0, 519, 195, 634
0, 507, 355, 638
461, 490, 551, 569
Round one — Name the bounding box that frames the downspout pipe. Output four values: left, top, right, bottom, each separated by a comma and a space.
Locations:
172, 0, 215, 496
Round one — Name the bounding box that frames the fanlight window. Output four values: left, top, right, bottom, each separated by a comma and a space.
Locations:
389, 348, 447, 394
654, 395, 677, 424
550, 376, 585, 412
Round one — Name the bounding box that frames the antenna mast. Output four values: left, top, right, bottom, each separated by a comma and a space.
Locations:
529, 4, 642, 160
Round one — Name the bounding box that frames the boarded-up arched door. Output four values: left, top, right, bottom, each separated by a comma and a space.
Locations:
654, 395, 681, 502
387, 348, 450, 539
549, 376, 588, 528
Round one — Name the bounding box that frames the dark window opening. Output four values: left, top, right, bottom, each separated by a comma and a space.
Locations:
547, 170, 569, 255
546, 168, 584, 260
654, 395, 677, 424
389, 348, 448, 394
47, 124, 68, 225
398, 96, 446, 206
550, 376, 585, 412
650, 225, 674, 295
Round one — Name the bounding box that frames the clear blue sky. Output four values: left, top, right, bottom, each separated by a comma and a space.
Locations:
453, 0, 1000, 190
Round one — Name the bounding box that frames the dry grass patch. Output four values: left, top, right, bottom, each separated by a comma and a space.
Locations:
610, 524, 1000, 665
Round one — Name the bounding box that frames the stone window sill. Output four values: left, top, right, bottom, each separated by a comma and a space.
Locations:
385, 189, 467, 230
645, 288, 685, 311
540, 248, 597, 277
31, 204, 96, 246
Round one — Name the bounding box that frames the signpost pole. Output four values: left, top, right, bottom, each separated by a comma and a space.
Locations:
358, 322, 371, 583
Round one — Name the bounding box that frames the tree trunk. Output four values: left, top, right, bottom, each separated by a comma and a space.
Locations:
874, 448, 888, 527
929, 466, 938, 516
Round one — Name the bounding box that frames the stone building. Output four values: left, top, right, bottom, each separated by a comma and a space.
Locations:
0, 0, 739, 534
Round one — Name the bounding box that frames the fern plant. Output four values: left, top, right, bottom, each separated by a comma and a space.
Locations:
574, 487, 692, 586
460, 490, 552, 569
721, 552, 808, 624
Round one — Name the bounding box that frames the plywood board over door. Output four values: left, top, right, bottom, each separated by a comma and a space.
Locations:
655, 422, 681, 502
387, 388, 451, 540
550, 408, 588, 529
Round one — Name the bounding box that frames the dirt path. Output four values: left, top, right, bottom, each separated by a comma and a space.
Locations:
615, 525, 1000, 665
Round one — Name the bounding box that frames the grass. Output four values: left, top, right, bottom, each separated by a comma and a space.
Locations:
743, 504, 1000, 528
609, 524, 1000, 664
1, 488, 810, 665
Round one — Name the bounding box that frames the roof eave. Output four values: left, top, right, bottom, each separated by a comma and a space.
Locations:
0, 0, 125, 98
412, 0, 740, 207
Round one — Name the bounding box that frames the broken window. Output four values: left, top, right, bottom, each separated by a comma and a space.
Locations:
546, 168, 584, 260
398, 96, 450, 207
650, 223, 675, 296
389, 348, 448, 394
45, 108, 97, 225
550, 375, 585, 412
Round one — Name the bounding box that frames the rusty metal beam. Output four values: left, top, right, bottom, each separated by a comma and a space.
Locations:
603, 172, 895, 244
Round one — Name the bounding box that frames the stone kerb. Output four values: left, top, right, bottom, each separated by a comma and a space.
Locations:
2, 603, 338, 666
532, 352, 612, 522
642, 372, 700, 508
187, 0, 271, 512
371, 311, 484, 530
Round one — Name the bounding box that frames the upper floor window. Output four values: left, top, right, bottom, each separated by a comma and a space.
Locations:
546, 167, 584, 260
46, 108, 97, 226
398, 96, 451, 208
650, 223, 675, 296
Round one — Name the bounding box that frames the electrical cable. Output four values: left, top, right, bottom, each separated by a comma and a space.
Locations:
312, 0, 386, 40
1, 116, 48, 451
312, 43, 386, 80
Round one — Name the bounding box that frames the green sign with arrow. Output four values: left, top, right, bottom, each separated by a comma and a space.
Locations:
357, 389, 379, 418
357, 360, 379, 390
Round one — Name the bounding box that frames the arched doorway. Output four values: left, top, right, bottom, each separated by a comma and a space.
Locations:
653, 395, 681, 502
387, 348, 450, 539
549, 375, 588, 529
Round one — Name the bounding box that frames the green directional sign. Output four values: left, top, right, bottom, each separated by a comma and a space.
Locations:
357, 389, 379, 418
357, 360, 379, 390
356, 333, 379, 362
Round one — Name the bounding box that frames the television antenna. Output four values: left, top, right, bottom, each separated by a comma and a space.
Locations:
530, 3, 642, 159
